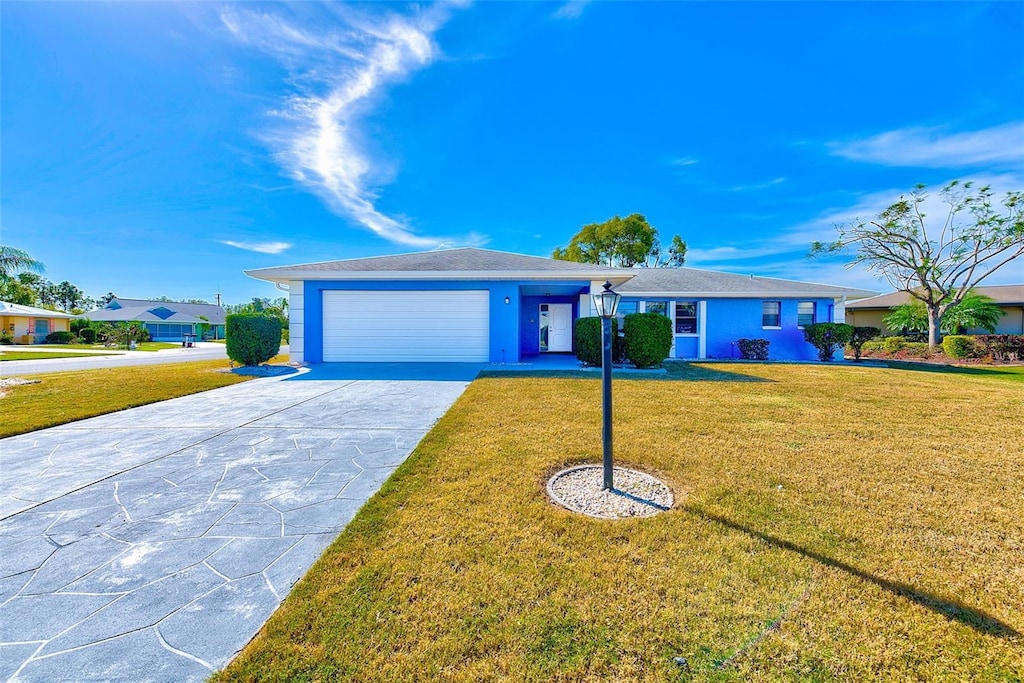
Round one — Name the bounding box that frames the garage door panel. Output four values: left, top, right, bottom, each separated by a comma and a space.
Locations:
322, 290, 489, 362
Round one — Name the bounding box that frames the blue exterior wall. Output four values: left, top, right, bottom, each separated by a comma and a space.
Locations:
519, 295, 579, 355
303, 279, 589, 363
618, 296, 839, 361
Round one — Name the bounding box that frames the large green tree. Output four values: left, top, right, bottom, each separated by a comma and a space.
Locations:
812, 182, 1024, 347
553, 213, 686, 268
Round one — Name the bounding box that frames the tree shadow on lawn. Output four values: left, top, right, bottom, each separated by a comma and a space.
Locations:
687, 505, 1019, 639
882, 361, 1024, 381
478, 364, 770, 383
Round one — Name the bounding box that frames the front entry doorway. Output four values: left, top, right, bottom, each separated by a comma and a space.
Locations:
540, 303, 572, 352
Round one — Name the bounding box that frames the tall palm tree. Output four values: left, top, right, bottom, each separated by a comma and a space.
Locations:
0, 246, 45, 279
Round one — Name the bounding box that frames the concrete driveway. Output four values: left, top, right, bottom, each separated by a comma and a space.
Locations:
0, 366, 475, 681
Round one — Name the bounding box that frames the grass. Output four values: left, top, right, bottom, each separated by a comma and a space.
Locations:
0, 356, 285, 438
0, 351, 118, 361
215, 362, 1024, 682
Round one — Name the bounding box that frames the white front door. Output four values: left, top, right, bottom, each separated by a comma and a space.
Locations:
541, 303, 573, 352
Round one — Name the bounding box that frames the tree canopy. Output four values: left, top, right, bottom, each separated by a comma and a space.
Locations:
0, 246, 44, 279
553, 213, 686, 268
812, 181, 1024, 346
883, 291, 1004, 335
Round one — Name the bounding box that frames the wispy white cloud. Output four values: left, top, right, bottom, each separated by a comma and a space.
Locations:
221, 240, 293, 254
667, 156, 699, 167
830, 122, 1024, 169
221, 5, 467, 248
729, 177, 785, 192
552, 0, 592, 20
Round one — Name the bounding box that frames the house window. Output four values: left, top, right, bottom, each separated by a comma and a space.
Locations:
645, 301, 668, 317
675, 302, 698, 334
762, 301, 781, 328
615, 301, 638, 330
539, 304, 549, 352
797, 301, 816, 328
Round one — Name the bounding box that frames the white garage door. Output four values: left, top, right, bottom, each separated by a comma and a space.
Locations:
322, 290, 490, 362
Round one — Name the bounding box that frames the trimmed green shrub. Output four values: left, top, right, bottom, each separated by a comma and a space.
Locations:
78, 327, 97, 344
848, 326, 881, 361
802, 322, 854, 362
942, 335, 977, 359
574, 316, 617, 367
226, 314, 282, 366
896, 342, 932, 358
45, 331, 75, 344
736, 338, 769, 360
882, 336, 907, 354
623, 312, 672, 368
860, 340, 885, 353
0, 330, 13, 345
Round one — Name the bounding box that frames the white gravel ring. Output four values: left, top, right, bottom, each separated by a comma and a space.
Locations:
547, 465, 674, 519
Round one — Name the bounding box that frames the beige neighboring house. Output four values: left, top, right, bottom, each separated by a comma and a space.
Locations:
1, 301, 76, 344
845, 284, 1024, 335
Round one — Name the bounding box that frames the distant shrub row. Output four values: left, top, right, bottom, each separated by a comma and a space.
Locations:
942, 334, 1024, 361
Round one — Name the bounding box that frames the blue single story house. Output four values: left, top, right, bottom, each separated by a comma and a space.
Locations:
78, 298, 227, 342
245, 248, 875, 364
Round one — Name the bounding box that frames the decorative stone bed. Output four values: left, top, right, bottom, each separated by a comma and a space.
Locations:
547, 465, 674, 519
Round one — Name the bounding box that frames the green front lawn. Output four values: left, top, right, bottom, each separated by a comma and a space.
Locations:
0, 351, 118, 361
215, 363, 1023, 682
0, 356, 285, 438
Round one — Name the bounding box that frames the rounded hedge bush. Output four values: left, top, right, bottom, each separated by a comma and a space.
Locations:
942, 335, 977, 359
574, 316, 617, 367
623, 312, 672, 368
736, 338, 769, 360
44, 331, 75, 344
78, 328, 97, 344
802, 322, 854, 362
226, 314, 282, 366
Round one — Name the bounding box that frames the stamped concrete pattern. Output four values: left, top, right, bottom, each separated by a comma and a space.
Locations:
0, 370, 472, 682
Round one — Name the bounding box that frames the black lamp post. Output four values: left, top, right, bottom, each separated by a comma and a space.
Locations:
592, 281, 621, 490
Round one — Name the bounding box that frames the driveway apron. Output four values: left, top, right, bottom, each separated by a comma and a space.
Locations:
0, 369, 473, 682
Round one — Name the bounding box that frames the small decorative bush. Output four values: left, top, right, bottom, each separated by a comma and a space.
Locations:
848, 326, 881, 361
974, 334, 1024, 362
882, 336, 907, 354
574, 316, 617, 367
78, 327, 97, 344
226, 314, 282, 366
45, 331, 75, 344
942, 335, 978, 359
802, 322, 854, 362
896, 342, 932, 358
736, 338, 769, 360
623, 312, 672, 368
860, 340, 885, 354
0, 330, 13, 345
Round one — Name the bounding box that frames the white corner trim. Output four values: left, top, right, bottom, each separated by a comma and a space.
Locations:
698, 300, 707, 359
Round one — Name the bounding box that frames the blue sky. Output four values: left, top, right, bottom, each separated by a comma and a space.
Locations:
3, 1, 1022, 305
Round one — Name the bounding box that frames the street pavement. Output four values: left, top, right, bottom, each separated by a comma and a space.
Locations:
0, 367, 473, 681
0, 343, 251, 376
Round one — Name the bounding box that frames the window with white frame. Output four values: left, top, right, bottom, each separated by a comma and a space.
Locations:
645, 301, 668, 317
797, 301, 816, 327
675, 301, 698, 334
762, 301, 781, 328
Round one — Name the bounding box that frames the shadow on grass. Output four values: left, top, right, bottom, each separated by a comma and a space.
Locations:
478, 363, 770, 383
686, 505, 1019, 639
881, 361, 1024, 381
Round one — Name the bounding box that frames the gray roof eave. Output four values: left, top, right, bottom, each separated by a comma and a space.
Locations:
244, 269, 636, 285
616, 290, 876, 300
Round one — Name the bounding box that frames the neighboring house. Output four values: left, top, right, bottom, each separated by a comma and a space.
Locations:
245, 248, 874, 364
78, 298, 227, 342
0, 301, 75, 344
845, 285, 1024, 335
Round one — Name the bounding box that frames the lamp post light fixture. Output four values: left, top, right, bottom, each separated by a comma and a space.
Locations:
592, 281, 621, 490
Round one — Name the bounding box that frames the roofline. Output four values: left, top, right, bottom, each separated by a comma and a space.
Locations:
244, 269, 636, 285
616, 290, 876, 300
